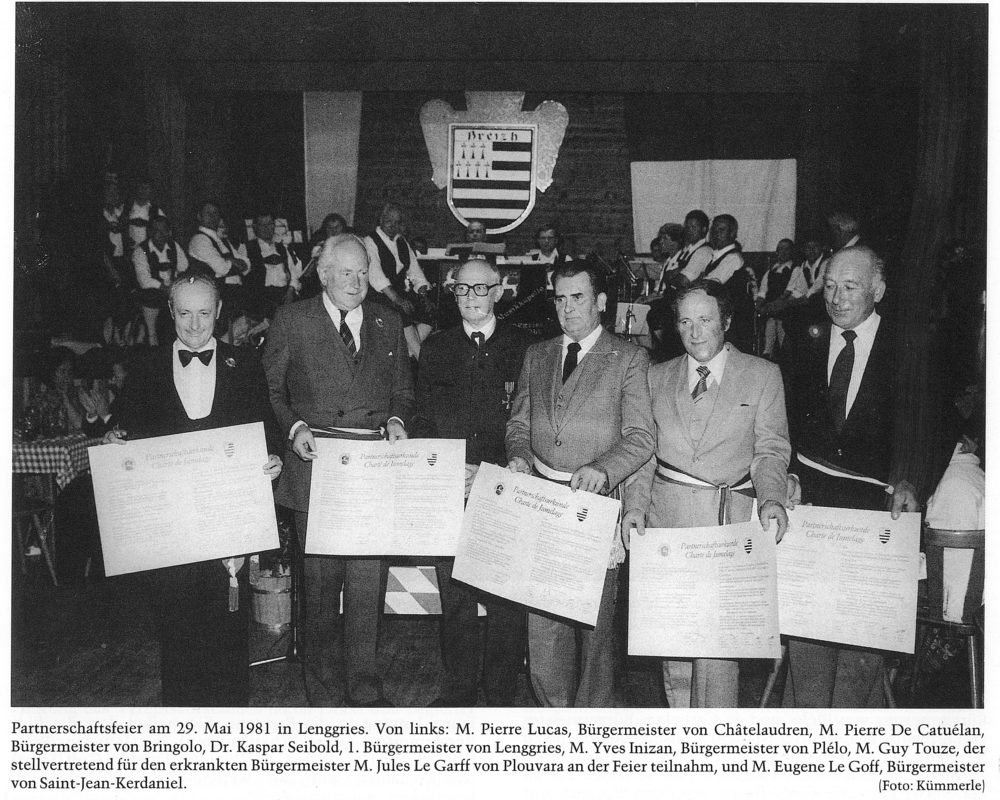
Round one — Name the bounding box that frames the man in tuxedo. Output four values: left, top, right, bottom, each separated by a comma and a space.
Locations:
506, 261, 654, 707
783, 245, 918, 707
413, 258, 534, 707
622, 279, 791, 708
116, 272, 283, 706
263, 233, 414, 707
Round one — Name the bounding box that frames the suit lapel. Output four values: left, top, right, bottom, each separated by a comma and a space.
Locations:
671, 356, 698, 452
308, 294, 356, 377
557, 329, 614, 431
842, 320, 887, 434
157, 346, 190, 426
542, 338, 563, 431
695, 346, 745, 452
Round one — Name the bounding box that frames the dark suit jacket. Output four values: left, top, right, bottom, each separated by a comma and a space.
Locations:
120, 341, 280, 454
788, 316, 895, 510
413, 321, 534, 466
262, 294, 415, 511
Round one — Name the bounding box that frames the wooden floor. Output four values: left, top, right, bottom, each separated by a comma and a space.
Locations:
11, 555, 971, 709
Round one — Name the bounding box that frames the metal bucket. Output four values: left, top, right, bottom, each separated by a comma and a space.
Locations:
251, 573, 291, 632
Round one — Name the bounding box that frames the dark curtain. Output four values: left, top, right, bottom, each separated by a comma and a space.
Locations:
143, 75, 187, 229
889, 6, 987, 499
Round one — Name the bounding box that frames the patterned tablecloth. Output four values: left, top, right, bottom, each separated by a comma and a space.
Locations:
12, 433, 103, 490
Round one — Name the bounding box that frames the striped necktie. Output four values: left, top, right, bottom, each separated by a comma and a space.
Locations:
339, 310, 357, 358
692, 365, 710, 401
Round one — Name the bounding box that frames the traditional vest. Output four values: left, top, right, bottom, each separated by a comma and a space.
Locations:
246, 239, 292, 287
188, 231, 239, 277
675, 242, 711, 273
371, 231, 411, 293
764, 263, 793, 303
141, 239, 179, 277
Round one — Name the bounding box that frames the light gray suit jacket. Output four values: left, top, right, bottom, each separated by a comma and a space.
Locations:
505, 328, 654, 492
629, 345, 790, 526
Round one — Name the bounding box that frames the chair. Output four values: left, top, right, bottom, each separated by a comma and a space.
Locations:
912, 527, 985, 708
13, 496, 58, 586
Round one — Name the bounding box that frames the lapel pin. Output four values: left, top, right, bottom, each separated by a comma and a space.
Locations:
225, 357, 236, 368
375, 317, 384, 328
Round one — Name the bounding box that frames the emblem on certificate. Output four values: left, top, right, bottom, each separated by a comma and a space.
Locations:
420, 92, 569, 234
576, 507, 589, 522
428, 453, 438, 466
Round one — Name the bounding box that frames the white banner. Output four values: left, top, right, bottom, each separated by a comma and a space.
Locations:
303, 91, 362, 233
88, 423, 279, 576
453, 463, 620, 626
629, 521, 781, 659
631, 159, 797, 252
305, 438, 466, 556
777, 505, 921, 652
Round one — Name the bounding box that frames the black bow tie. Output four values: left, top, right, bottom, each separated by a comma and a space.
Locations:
178, 349, 214, 367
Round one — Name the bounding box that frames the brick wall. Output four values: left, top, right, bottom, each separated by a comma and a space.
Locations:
355, 92, 633, 259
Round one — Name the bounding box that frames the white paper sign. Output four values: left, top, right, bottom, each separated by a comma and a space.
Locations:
88, 423, 279, 576
777, 505, 921, 653
305, 438, 465, 556
453, 463, 620, 626
629, 521, 781, 659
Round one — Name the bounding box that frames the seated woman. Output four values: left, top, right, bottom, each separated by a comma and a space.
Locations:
34, 347, 86, 434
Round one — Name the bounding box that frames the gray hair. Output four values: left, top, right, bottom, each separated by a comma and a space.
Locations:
318, 233, 370, 269
168, 271, 220, 309
839, 244, 886, 284
457, 257, 501, 283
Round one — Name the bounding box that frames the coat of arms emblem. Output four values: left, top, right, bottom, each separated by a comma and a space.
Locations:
421, 92, 569, 234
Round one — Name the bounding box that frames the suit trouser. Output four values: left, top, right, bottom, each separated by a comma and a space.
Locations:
297, 511, 388, 706
527, 566, 619, 708
662, 658, 739, 708
783, 638, 885, 708
782, 474, 887, 708
152, 560, 250, 707
435, 557, 527, 706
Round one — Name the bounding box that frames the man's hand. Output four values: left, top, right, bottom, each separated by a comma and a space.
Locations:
292, 427, 318, 461
759, 499, 789, 543
263, 454, 283, 481
570, 464, 608, 494
620, 509, 647, 549
102, 428, 128, 445
386, 419, 408, 442
786, 473, 801, 509
890, 480, 919, 519
507, 456, 531, 474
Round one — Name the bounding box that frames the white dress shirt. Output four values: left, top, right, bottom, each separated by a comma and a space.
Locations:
189, 227, 243, 284
827, 311, 880, 417
678, 237, 713, 282
704, 244, 744, 285
787, 256, 824, 298
463, 314, 497, 341
561, 323, 603, 374
133, 240, 189, 289
687, 342, 730, 393
258, 240, 302, 289
172, 337, 217, 420
364, 227, 429, 293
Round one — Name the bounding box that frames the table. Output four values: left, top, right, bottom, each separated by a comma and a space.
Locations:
13, 432, 102, 491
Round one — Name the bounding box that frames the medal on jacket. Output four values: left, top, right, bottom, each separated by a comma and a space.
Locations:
502, 382, 515, 411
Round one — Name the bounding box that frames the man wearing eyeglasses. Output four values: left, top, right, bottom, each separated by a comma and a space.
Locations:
413, 258, 534, 707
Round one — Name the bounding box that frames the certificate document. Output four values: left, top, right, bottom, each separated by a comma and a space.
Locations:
305, 438, 465, 556
777, 505, 920, 652
88, 422, 279, 576
628, 521, 780, 659
452, 463, 620, 626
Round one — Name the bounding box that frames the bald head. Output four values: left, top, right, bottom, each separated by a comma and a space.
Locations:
318, 234, 370, 311
823, 245, 885, 330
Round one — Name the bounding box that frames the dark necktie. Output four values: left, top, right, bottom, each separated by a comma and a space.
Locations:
692, 365, 710, 401
562, 342, 581, 384
828, 329, 857, 434
471, 331, 485, 350
339, 310, 357, 358
178, 349, 213, 367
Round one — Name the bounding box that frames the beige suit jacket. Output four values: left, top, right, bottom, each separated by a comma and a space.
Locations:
629, 345, 790, 525
505, 328, 654, 491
